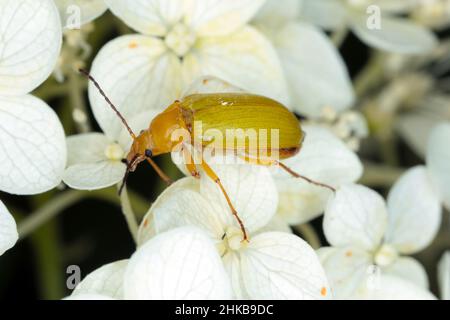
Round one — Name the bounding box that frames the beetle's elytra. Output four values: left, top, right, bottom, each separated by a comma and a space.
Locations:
80, 69, 335, 241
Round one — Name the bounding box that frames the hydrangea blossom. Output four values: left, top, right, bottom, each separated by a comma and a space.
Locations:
0, 0, 66, 195
88, 0, 288, 140
302, 0, 437, 54
138, 162, 331, 300
274, 124, 363, 226
319, 183, 440, 299
253, 0, 355, 118
54, 0, 107, 28
69, 227, 232, 299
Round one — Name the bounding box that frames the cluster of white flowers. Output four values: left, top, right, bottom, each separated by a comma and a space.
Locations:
0, 0, 449, 301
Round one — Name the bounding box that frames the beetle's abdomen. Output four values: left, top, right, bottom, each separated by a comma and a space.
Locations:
181, 93, 303, 158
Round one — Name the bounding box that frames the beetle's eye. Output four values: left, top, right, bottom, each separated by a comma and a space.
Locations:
145, 149, 152, 157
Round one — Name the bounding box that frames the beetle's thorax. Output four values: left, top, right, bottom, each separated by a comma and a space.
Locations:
148, 101, 189, 155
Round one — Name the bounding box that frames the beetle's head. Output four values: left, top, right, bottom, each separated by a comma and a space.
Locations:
119, 130, 155, 194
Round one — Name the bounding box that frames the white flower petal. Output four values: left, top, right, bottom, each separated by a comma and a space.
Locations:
182, 75, 244, 97
0, 200, 18, 256
353, 275, 436, 300
253, 0, 301, 25
185, 0, 265, 36
270, 22, 354, 117
117, 110, 161, 151
89, 35, 180, 139
185, 26, 289, 105
237, 232, 330, 299
64, 293, 115, 300
72, 260, 127, 299
317, 246, 372, 299
257, 215, 292, 234
383, 257, 428, 289
105, 0, 184, 36
200, 161, 278, 234
384, 166, 441, 254
323, 184, 388, 250
0, 0, 62, 95
63, 161, 125, 190
66, 133, 112, 166
0, 95, 66, 195
426, 122, 450, 210
350, 13, 437, 54
54, 0, 107, 28
140, 178, 226, 245
438, 251, 450, 300
301, 0, 347, 30
275, 125, 363, 224
124, 227, 232, 300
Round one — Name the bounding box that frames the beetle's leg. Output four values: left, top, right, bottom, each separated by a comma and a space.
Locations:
146, 158, 173, 185
238, 153, 336, 193
199, 158, 249, 242
182, 146, 200, 179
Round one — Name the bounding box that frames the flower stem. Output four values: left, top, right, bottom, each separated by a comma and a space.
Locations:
331, 26, 349, 47
119, 185, 139, 243
360, 161, 405, 188
68, 71, 92, 133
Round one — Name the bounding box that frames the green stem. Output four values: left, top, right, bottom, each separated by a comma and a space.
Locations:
331, 26, 349, 47
68, 71, 92, 133
293, 223, 321, 250
30, 219, 65, 299
119, 186, 139, 243
360, 161, 405, 188
354, 52, 385, 99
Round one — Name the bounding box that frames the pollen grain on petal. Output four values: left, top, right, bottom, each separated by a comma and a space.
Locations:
321, 287, 327, 297
128, 42, 138, 49
345, 250, 352, 257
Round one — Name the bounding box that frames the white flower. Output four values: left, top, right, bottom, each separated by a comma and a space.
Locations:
63, 109, 159, 190
0, 200, 18, 256
253, 0, 355, 118
89, 0, 288, 139
0, 0, 66, 195
320, 182, 440, 299
302, 0, 438, 54
138, 162, 331, 299
70, 227, 232, 300
274, 125, 363, 225
438, 251, 450, 300
54, 0, 107, 29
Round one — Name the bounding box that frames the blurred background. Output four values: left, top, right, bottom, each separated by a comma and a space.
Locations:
0, 9, 449, 300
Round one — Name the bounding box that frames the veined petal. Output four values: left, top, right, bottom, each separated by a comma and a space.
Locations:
275, 125, 362, 224
426, 122, 450, 210
385, 166, 441, 254
185, 26, 289, 105
257, 215, 292, 234
237, 232, 330, 299
124, 227, 232, 300
0, 0, 62, 95
54, 0, 107, 28
63, 161, 125, 190
105, 0, 184, 36
253, 0, 302, 26
323, 184, 388, 250
0, 199, 18, 256
185, 0, 265, 37
269, 22, 354, 117
0, 95, 66, 195
383, 257, 428, 289
139, 178, 225, 245
438, 251, 450, 300
89, 35, 181, 140
301, 0, 347, 30
352, 275, 436, 300
66, 133, 114, 166
72, 260, 128, 299
349, 13, 437, 54
317, 246, 372, 299
200, 161, 278, 234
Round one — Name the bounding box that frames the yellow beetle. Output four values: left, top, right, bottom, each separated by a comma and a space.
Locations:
80, 69, 334, 241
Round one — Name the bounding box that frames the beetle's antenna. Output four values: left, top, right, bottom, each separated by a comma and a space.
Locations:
78, 68, 136, 139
